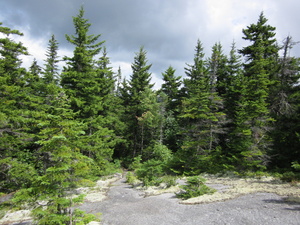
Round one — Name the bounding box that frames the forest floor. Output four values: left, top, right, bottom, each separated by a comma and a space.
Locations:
2, 173, 300, 225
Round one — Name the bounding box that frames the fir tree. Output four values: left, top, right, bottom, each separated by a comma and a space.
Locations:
237, 12, 280, 171
269, 36, 300, 169
175, 41, 226, 174
14, 91, 95, 225
122, 46, 154, 158
161, 66, 182, 113
61, 6, 115, 174
160, 66, 182, 151
43, 34, 60, 85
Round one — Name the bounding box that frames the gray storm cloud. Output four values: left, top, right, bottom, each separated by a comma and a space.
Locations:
1, 0, 300, 82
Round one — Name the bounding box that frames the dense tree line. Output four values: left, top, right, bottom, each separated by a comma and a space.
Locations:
1, 8, 300, 224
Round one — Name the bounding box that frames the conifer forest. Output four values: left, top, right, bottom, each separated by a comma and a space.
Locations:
1, 6, 300, 224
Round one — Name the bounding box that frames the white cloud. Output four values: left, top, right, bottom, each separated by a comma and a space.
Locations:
111, 61, 132, 79
151, 73, 163, 90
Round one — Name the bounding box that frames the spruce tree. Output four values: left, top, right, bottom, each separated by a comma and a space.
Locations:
0, 23, 47, 192
161, 66, 182, 113
175, 41, 226, 174
161, 66, 182, 151
269, 36, 300, 169
61, 6, 115, 174
218, 42, 246, 168
43, 34, 60, 85
238, 12, 280, 171
122, 46, 154, 158
14, 91, 95, 225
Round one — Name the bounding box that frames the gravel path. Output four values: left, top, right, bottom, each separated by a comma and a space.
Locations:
77, 177, 300, 225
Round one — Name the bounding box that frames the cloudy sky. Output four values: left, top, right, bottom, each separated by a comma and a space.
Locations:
1, 0, 300, 89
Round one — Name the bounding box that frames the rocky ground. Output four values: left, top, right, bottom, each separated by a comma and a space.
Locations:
77, 174, 300, 225
1, 174, 300, 225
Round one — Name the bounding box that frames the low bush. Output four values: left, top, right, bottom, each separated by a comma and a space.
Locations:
176, 176, 216, 200
126, 172, 140, 186
135, 159, 165, 186
159, 175, 177, 188
77, 179, 96, 187
280, 171, 300, 182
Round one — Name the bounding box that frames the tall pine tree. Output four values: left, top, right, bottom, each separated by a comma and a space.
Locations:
61, 6, 115, 174
237, 12, 279, 171
43, 34, 60, 85
121, 46, 154, 158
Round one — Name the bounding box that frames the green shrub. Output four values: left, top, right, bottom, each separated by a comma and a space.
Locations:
159, 175, 177, 188
77, 179, 96, 187
176, 176, 216, 200
0, 201, 12, 220
292, 161, 300, 171
126, 172, 139, 185
98, 160, 122, 176
128, 155, 142, 171
135, 159, 165, 186
0, 157, 37, 192
281, 171, 300, 182
152, 143, 173, 162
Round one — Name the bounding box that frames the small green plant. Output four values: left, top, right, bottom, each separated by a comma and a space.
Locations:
0, 200, 12, 220
176, 176, 216, 200
135, 159, 165, 186
128, 155, 142, 171
78, 179, 96, 187
281, 171, 300, 182
292, 161, 300, 171
159, 176, 177, 188
126, 172, 139, 185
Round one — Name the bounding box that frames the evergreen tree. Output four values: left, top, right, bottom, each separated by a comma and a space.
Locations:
160, 66, 182, 151
0, 23, 46, 192
269, 36, 300, 169
14, 91, 95, 225
29, 59, 42, 78
43, 34, 60, 85
183, 40, 209, 95
237, 12, 280, 171
175, 41, 226, 174
61, 6, 115, 174
27, 59, 43, 95
161, 66, 182, 113
0, 22, 30, 166
217, 42, 246, 169
61, 6, 104, 116
121, 46, 154, 158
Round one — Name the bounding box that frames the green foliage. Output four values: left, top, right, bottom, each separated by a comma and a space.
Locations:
143, 142, 173, 162
133, 143, 174, 186
152, 142, 173, 162
135, 159, 165, 186
120, 47, 155, 157
176, 176, 216, 200
1, 11, 300, 225
77, 179, 96, 188
42, 34, 60, 85
98, 160, 122, 176
128, 155, 142, 171
161, 66, 182, 114
280, 171, 300, 182
292, 161, 300, 171
0, 157, 37, 192
159, 175, 177, 188
30, 196, 97, 225
126, 172, 140, 186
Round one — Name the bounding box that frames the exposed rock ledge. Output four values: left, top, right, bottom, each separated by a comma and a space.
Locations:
0, 173, 122, 225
